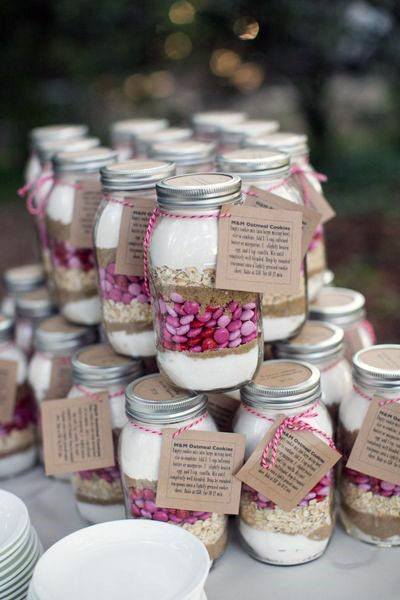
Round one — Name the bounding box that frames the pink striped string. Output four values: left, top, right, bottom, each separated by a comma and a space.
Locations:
290, 164, 327, 208
76, 384, 125, 400
19, 174, 54, 216
105, 194, 135, 209
353, 385, 400, 407
131, 410, 208, 438
37, 352, 71, 364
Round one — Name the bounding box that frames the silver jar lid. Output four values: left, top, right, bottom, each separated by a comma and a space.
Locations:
310, 287, 366, 327
150, 140, 216, 166
15, 287, 57, 320
135, 127, 193, 154
217, 148, 290, 180
37, 136, 100, 164
111, 118, 169, 142
125, 373, 207, 424
241, 359, 321, 409
30, 124, 88, 147
101, 160, 176, 191
3, 264, 45, 294
156, 172, 242, 210
192, 111, 247, 134
219, 120, 280, 145
71, 343, 143, 387
275, 321, 344, 363
0, 314, 14, 343
244, 132, 308, 158
53, 147, 118, 174
35, 315, 96, 354
353, 345, 400, 390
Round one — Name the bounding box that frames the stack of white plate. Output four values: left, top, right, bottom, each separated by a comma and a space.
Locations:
29, 520, 210, 600
0, 490, 43, 600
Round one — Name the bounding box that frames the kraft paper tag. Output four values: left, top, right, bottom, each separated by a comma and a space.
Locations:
46, 357, 72, 400
41, 393, 114, 476
236, 417, 341, 511
215, 204, 302, 295
245, 186, 321, 258
207, 394, 241, 432
292, 174, 335, 224
156, 429, 246, 514
0, 360, 18, 422
69, 179, 103, 248
347, 397, 400, 485
115, 198, 156, 276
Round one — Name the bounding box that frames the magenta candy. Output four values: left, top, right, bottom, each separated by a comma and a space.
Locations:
166, 305, 177, 317
99, 267, 106, 280
169, 515, 183, 523
197, 312, 211, 323
131, 504, 141, 517
381, 481, 396, 491
142, 488, 155, 501
228, 301, 238, 312
128, 283, 142, 296
180, 314, 194, 325
219, 342, 229, 348
241, 309, 254, 321
69, 257, 80, 269
174, 303, 186, 316
229, 329, 241, 341
104, 280, 112, 293
110, 289, 122, 303
122, 293, 132, 305
136, 294, 149, 303
187, 328, 202, 338
217, 315, 231, 328
107, 262, 116, 274
213, 308, 223, 320
229, 338, 241, 348
214, 328, 229, 344
227, 320, 242, 332
243, 302, 256, 310
153, 511, 169, 522
189, 345, 202, 352
140, 509, 153, 519
176, 324, 190, 335
165, 323, 177, 335
171, 292, 184, 303
135, 499, 145, 508
241, 321, 256, 336
183, 301, 199, 315
172, 335, 188, 343
106, 273, 114, 285
207, 319, 216, 327
163, 329, 172, 342
166, 316, 180, 328
233, 307, 242, 320
184, 517, 198, 525
115, 275, 129, 290
242, 332, 257, 344
144, 500, 157, 513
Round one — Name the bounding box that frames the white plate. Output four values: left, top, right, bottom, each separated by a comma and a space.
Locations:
0, 545, 41, 600
0, 490, 29, 555
0, 520, 31, 563
0, 528, 39, 587
32, 520, 211, 600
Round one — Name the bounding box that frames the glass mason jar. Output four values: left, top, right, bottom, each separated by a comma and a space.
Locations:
135, 127, 193, 158
69, 343, 143, 523
218, 120, 280, 153
15, 287, 57, 357
1, 263, 44, 319
120, 372, 228, 560
275, 320, 352, 427
338, 344, 400, 546
110, 119, 169, 161
234, 359, 334, 565
24, 124, 88, 185
310, 287, 376, 363
149, 140, 216, 175
95, 160, 175, 359
217, 148, 308, 344
0, 315, 37, 479
46, 147, 117, 325
149, 173, 263, 392
192, 111, 247, 143
245, 132, 328, 301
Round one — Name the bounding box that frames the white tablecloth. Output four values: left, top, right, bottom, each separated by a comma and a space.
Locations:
2, 466, 399, 600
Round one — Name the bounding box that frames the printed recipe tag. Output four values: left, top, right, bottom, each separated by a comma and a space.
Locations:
236, 418, 341, 511
216, 204, 302, 295
347, 396, 400, 485
0, 360, 18, 422
41, 394, 115, 476
156, 429, 246, 514
69, 179, 103, 248
115, 197, 156, 276
292, 175, 336, 224
46, 357, 72, 400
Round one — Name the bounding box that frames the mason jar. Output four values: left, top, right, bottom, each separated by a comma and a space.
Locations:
234, 359, 334, 565
149, 140, 216, 175
1, 264, 44, 319
218, 120, 279, 153
120, 372, 228, 560
46, 147, 117, 325
310, 287, 376, 362
135, 127, 193, 158
245, 132, 328, 300
110, 119, 169, 161
192, 111, 247, 143
24, 124, 88, 184
338, 344, 400, 546
149, 173, 263, 392
95, 160, 175, 359
0, 315, 37, 478
15, 287, 57, 357
275, 320, 352, 427
217, 148, 308, 344
69, 343, 143, 523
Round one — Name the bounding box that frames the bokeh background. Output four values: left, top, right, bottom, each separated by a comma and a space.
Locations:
1, 0, 399, 340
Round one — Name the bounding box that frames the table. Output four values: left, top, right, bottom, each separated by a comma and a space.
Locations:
2, 467, 399, 600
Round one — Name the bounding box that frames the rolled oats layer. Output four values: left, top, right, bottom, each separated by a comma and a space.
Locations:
262, 273, 306, 318
73, 467, 124, 506
54, 266, 98, 303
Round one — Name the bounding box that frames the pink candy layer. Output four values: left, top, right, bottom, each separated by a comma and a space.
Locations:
345, 468, 400, 497
98, 261, 150, 305
129, 486, 212, 524
0, 393, 36, 436
78, 465, 121, 484
51, 241, 95, 272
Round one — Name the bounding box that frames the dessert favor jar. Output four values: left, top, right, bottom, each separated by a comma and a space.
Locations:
218, 120, 279, 153
275, 320, 352, 427
135, 127, 193, 157
0, 315, 37, 478
120, 372, 228, 560
94, 160, 175, 359
234, 359, 335, 565
192, 111, 247, 143
1, 263, 44, 319
338, 344, 400, 546
46, 147, 117, 325
15, 287, 57, 357
217, 149, 308, 343
245, 132, 328, 300
148, 173, 263, 392
150, 140, 216, 175
69, 343, 143, 523
310, 287, 376, 362
110, 119, 169, 161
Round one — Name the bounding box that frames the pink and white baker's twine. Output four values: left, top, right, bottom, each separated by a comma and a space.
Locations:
353, 385, 400, 407
243, 402, 336, 470
76, 384, 125, 400
131, 410, 208, 439
18, 176, 82, 217
104, 194, 135, 209
290, 163, 327, 207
